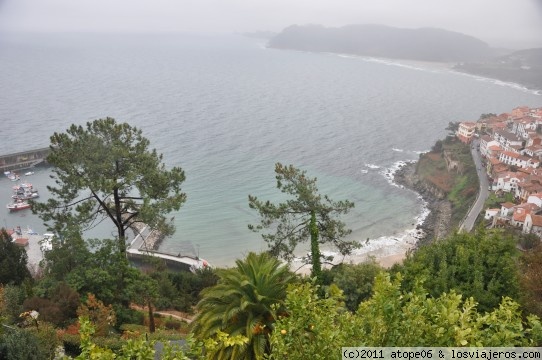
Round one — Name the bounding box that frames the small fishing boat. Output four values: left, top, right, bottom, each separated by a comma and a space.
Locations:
12, 191, 39, 201
25, 171, 35, 176
7, 200, 31, 212
12, 183, 33, 192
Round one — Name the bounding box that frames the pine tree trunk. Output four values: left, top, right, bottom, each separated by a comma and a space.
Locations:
148, 299, 156, 333
310, 210, 322, 282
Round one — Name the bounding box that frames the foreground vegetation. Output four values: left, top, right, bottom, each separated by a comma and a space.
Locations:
3, 226, 542, 358
2, 118, 542, 358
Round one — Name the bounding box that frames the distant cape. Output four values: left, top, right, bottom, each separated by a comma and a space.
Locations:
268, 24, 493, 63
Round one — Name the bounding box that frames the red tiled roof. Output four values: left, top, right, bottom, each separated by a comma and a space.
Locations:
531, 214, 542, 227
501, 151, 521, 158
489, 157, 502, 165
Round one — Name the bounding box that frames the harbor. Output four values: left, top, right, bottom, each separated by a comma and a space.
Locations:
2, 159, 209, 273
0, 147, 49, 173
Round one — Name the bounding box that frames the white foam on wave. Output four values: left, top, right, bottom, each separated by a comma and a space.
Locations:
292, 199, 429, 266
380, 160, 414, 188
450, 70, 541, 96
365, 163, 381, 169
392, 148, 404, 152
292, 159, 430, 267
413, 149, 430, 155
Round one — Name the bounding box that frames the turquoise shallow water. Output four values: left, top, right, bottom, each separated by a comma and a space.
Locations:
0, 33, 540, 266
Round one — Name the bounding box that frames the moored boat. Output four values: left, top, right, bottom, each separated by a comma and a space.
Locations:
12, 191, 39, 201
7, 200, 31, 212
12, 182, 33, 191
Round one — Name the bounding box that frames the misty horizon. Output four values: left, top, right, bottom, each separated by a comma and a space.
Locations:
0, 0, 541, 49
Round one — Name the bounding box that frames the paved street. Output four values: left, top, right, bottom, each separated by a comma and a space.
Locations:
460, 139, 490, 231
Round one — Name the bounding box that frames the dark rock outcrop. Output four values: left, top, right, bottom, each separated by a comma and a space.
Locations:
394, 162, 453, 246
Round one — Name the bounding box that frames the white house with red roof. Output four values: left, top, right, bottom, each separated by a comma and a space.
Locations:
484, 208, 500, 220
500, 202, 516, 217
493, 171, 527, 193
523, 213, 542, 237
527, 193, 542, 208
493, 129, 524, 151
499, 151, 539, 169
456, 122, 477, 143
511, 203, 540, 228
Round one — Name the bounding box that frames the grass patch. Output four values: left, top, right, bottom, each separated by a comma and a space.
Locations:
417, 138, 479, 227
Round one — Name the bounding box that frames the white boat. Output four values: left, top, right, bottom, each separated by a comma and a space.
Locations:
6, 173, 20, 181
25, 171, 34, 176
7, 200, 31, 212
12, 191, 39, 201
12, 183, 33, 191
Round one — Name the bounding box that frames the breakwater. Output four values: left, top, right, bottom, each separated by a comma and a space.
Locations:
0, 148, 49, 173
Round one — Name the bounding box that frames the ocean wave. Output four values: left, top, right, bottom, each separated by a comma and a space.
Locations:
392, 148, 404, 152
380, 160, 414, 188
450, 70, 541, 96
364, 163, 381, 169
413, 149, 429, 155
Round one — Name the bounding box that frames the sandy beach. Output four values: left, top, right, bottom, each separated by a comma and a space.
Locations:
290, 159, 448, 276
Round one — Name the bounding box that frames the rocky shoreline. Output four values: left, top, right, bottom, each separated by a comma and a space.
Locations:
393, 161, 453, 247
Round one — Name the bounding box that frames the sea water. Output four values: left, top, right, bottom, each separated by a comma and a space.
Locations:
0, 33, 540, 266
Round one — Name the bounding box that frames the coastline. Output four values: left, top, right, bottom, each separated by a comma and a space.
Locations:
292, 159, 450, 275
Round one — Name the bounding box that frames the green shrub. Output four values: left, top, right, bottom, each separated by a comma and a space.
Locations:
114, 306, 144, 328
164, 319, 182, 330
0, 328, 41, 360
119, 323, 147, 333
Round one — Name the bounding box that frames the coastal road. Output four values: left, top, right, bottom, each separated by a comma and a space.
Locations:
460, 139, 489, 232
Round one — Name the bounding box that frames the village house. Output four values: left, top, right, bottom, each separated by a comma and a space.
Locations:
492, 129, 524, 151
499, 151, 540, 169
511, 106, 532, 120
511, 116, 539, 140
484, 208, 500, 220
499, 202, 515, 218
492, 171, 527, 193
527, 193, 542, 208
523, 213, 542, 237
510, 203, 540, 228
479, 135, 502, 158
518, 180, 542, 202
476, 107, 542, 239
456, 122, 477, 143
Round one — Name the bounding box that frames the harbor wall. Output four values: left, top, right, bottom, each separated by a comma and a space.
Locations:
0, 148, 50, 173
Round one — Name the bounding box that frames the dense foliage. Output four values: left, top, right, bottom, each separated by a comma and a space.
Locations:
394, 228, 520, 312
0, 230, 31, 286
192, 252, 295, 359
32, 117, 187, 253
269, 275, 542, 359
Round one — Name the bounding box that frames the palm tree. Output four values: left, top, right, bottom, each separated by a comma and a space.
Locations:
192, 252, 294, 359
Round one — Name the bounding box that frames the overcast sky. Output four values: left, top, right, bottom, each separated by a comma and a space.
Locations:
1, 0, 541, 48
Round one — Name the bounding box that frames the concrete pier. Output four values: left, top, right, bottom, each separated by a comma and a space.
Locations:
127, 221, 209, 272
0, 148, 50, 173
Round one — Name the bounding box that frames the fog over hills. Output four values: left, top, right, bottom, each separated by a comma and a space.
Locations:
268, 24, 494, 62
